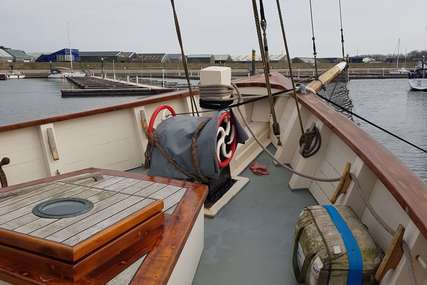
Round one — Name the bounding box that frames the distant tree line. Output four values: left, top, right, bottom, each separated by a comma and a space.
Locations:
357, 50, 427, 62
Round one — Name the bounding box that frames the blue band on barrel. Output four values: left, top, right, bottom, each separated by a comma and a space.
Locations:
323, 205, 363, 285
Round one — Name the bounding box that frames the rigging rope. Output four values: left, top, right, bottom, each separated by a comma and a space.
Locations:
275, 0, 305, 135
233, 83, 342, 182
173, 89, 294, 116
308, 0, 319, 79
170, 0, 199, 116
310, 88, 427, 154
259, 0, 271, 75
251, 0, 282, 146
338, 0, 346, 59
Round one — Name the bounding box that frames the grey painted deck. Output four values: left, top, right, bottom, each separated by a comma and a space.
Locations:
193, 149, 316, 285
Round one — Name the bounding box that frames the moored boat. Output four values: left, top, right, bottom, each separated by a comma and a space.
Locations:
409, 56, 427, 91
6, 71, 25, 79
48, 68, 86, 79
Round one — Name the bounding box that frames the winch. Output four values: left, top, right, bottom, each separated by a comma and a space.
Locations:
146, 67, 248, 206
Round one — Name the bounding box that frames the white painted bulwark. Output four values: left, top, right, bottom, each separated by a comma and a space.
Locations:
0, 128, 48, 185
168, 208, 204, 285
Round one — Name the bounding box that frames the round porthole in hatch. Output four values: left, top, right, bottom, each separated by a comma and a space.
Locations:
32, 198, 94, 219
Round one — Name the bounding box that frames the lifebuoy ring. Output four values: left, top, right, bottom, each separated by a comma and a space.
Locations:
147, 105, 176, 137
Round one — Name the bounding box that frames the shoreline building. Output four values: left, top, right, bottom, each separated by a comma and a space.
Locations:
0, 47, 33, 62
36, 49, 80, 62
79, 51, 135, 63
0, 49, 13, 63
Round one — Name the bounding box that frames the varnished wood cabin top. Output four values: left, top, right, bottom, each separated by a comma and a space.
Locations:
0, 168, 207, 285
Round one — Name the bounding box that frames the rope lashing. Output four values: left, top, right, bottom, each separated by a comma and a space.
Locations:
251, 0, 282, 146
308, 0, 319, 79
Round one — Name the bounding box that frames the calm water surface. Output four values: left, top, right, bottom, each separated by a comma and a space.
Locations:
349, 79, 426, 181
0, 79, 139, 125
0, 78, 425, 181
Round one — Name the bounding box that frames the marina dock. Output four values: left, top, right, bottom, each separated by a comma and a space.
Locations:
3, 67, 411, 81
66, 76, 141, 89
62, 76, 173, 97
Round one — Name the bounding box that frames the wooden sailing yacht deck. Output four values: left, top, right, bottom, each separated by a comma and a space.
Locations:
0, 62, 427, 284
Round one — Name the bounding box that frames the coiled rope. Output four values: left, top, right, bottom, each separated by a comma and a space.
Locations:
199, 84, 236, 109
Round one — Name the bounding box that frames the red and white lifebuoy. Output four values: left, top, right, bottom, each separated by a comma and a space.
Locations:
216, 112, 237, 168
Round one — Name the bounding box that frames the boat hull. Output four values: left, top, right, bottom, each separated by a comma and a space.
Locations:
48, 72, 86, 79
6, 74, 25, 79
409, 79, 427, 91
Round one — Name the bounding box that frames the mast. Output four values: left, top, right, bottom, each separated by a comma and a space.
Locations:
67, 22, 73, 72
404, 48, 407, 67
396, 38, 400, 69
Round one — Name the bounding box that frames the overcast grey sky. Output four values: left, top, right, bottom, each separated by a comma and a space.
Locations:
1, 0, 427, 57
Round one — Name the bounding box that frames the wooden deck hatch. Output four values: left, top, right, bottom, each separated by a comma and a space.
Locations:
0, 169, 185, 283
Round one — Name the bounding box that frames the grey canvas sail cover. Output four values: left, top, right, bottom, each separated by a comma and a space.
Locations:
147, 111, 248, 181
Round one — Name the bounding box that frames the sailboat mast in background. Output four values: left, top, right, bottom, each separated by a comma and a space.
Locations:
67, 22, 73, 72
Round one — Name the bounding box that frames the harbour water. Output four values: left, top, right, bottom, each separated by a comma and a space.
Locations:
0, 78, 425, 181
0, 79, 139, 125
349, 79, 427, 181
